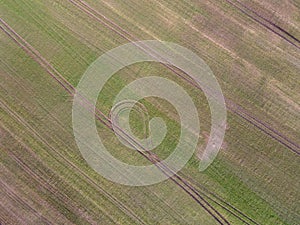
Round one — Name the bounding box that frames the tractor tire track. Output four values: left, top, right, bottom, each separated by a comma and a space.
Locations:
234, 0, 300, 44
63, 1, 298, 224
0, 100, 146, 225
0, 68, 192, 225
224, 0, 300, 49
0, 125, 121, 225
0, 18, 230, 225
0, 20, 189, 225
0, 18, 200, 224
68, 0, 300, 155
0, 178, 52, 225
1, 50, 195, 224
0, 5, 282, 223
0, 198, 27, 225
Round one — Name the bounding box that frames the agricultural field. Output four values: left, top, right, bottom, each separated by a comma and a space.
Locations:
0, 0, 299, 224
